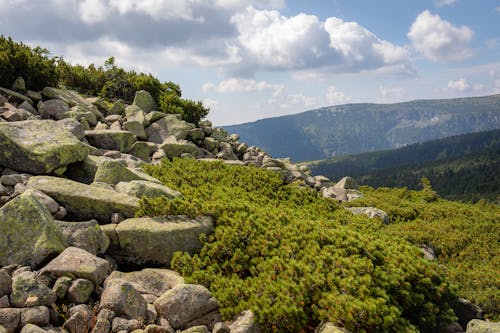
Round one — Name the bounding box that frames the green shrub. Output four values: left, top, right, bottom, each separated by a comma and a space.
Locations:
0, 35, 58, 90
346, 183, 500, 320
139, 159, 458, 333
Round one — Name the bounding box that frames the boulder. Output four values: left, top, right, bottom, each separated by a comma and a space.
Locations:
56, 118, 86, 141
154, 284, 219, 329
42, 87, 87, 107
39, 247, 112, 286
228, 310, 260, 333
0, 271, 12, 297
109, 99, 125, 115
159, 136, 199, 159
0, 190, 66, 268
57, 105, 98, 126
93, 160, 161, 185
0, 308, 21, 333
455, 298, 483, 328
128, 141, 157, 162
20, 306, 50, 327
346, 207, 389, 224
55, 220, 109, 255
10, 272, 57, 307
123, 121, 147, 140
18, 101, 38, 115
180, 326, 209, 333
85, 129, 136, 153
125, 105, 147, 125
115, 180, 181, 199
322, 186, 348, 202
64, 155, 111, 184
110, 216, 213, 266
27, 176, 139, 223
210, 128, 228, 142
133, 90, 157, 114
146, 115, 195, 143
38, 99, 70, 119
315, 322, 352, 333
25, 91, 42, 103
333, 177, 359, 190
100, 280, 147, 320
0, 88, 33, 105
11, 77, 26, 92
466, 319, 500, 333
105, 269, 184, 297
52, 276, 72, 300
0, 120, 90, 174
145, 111, 166, 125
66, 278, 94, 304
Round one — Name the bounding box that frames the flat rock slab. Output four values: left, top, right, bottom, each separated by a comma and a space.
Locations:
146, 115, 195, 143
40, 246, 112, 286
85, 130, 136, 152
93, 160, 161, 185
115, 180, 181, 199
111, 216, 213, 266
42, 87, 88, 107
27, 176, 139, 223
0, 190, 66, 268
0, 120, 90, 174
105, 269, 185, 297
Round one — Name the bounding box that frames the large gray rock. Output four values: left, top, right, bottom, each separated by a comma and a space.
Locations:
0, 308, 21, 333
154, 284, 219, 329
333, 176, 359, 190
27, 176, 139, 223
42, 87, 87, 107
133, 90, 157, 114
110, 216, 213, 266
346, 207, 389, 224
125, 105, 147, 125
455, 297, 483, 328
115, 180, 181, 199
0, 87, 33, 105
84, 129, 136, 152
146, 115, 195, 143
466, 320, 500, 333
38, 99, 69, 119
10, 272, 57, 307
0, 120, 90, 174
100, 279, 147, 320
20, 306, 50, 327
40, 247, 112, 286
228, 310, 261, 333
159, 136, 199, 159
64, 155, 111, 184
55, 220, 109, 255
0, 190, 66, 268
11, 77, 26, 92
0, 271, 12, 297
58, 105, 98, 127
93, 159, 161, 185
105, 269, 184, 297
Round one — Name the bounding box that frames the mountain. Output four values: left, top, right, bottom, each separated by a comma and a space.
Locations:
224, 94, 500, 161
306, 129, 500, 202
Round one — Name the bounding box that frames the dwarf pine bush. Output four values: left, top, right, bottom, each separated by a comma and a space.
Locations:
139, 159, 458, 332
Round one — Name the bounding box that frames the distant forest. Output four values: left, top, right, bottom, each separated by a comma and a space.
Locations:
308, 129, 500, 203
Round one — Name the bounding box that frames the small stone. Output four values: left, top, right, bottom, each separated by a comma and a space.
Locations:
179, 326, 209, 333
92, 318, 111, 333
19, 324, 47, 333
212, 322, 230, 333
0, 308, 21, 332
100, 280, 147, 320
63, 311, 90, 333
52, 277, 72, 300
10, 273, 57, 307
0, 295, 10, 308
0, 270, 12, 297
145, 324, 169, 333
103, 151, 122, 159
66, 278, 94, 304
112, 317, 141, 332
21, 306, 50, 327
53, 206, 67, 220
111, 213, 125, 224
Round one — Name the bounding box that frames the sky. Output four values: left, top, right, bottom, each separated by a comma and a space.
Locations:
1, 0, 499, 126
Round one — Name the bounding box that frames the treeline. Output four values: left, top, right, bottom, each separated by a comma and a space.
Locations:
0, 36, 208, 124
308, 129, 500, 202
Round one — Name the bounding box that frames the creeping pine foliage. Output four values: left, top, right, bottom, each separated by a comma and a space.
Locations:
139, 159, 458, 333
347, 184, 500, 321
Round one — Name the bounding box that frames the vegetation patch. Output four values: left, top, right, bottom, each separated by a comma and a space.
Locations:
139, 159, 459, 333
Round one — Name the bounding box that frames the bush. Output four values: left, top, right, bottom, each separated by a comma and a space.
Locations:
139, 159, 458, 333
346, 184, 500, 320
0, 35, 58, 90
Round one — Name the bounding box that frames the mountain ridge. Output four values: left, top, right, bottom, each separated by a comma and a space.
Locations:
224, 94, 500, 161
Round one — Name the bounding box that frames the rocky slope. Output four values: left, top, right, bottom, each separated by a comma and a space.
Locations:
224, 95, 500, 161
0, 78, 496, 333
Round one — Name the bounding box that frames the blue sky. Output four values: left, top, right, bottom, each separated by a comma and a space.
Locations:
1, 0, 499, 125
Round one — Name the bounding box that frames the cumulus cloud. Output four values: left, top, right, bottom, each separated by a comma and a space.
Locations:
203, 78, 284, 96
408, 10, 474, 62
326, 86, 349, 105
447, 78, 470, 91
229, 7, 413, 75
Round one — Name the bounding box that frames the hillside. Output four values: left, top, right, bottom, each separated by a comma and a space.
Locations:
224, 96, 500, 161
307, 130, 500, 203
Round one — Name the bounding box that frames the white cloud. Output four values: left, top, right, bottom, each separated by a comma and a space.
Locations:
435, 0, 458, 7
408, 10, 473, 63
203, 98, 219, 110
326, 86, 349, 105
229, 7, 413, 75
79, 0, 110, 24
203, 78, 284, 96
496, 6, 500, 12
447, 78, 470, 91
286, 93, 316, 107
